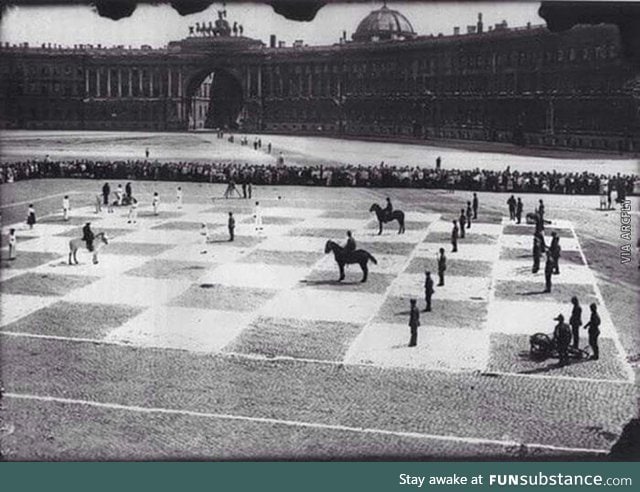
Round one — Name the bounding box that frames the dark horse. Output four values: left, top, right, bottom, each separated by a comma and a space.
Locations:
324, 240, 377, 283
369, 203, 405, 235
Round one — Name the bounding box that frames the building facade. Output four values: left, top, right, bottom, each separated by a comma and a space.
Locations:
1, 5, 638, 152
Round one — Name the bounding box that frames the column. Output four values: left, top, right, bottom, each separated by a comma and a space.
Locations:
178, 70, 183, 97
149, 69, 154, 97
138, 69, 143, 96
85, 69, 90, 96
257, 66, 262, 98
106, 67, 111, 98
128, 68, 132, 97
167, 68, 172, 98
117, 69, 122, 97
308, 72, 313, 96
247, 67, 252, 98
96, 68, 101, 97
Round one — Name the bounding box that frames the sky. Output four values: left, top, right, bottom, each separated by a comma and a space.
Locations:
0, 1, 544, 48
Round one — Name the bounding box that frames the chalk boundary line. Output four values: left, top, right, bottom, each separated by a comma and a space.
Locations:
3, 392, 609, 456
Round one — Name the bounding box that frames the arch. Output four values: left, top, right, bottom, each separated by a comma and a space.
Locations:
184, 67, 244, 130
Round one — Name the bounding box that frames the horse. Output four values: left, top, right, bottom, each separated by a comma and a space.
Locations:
369, 203, 405, 235
69, 232, 108, 265
324, 240, 377, 283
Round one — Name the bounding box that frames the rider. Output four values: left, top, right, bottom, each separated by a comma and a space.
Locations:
82, 222, 95, 252
552, 313, 571, 366
344, 230, 356, 254
383, 197, 393, 222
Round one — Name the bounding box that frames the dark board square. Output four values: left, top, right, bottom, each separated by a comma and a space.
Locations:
169, 284, 277, 312
0, 272, 98, 297
136, 211, 184, 220
38, 215, 97, 225
499, 248, 585, 265
204, 202, 254, 214
472, 213, 504, 225
151, 221, 208, 231
124, 259, 212, 281
288, 228, 350, 239
206, 234, 264, 248
494, 280, 597, 304
404, 257, 492, 277
1, 251, 61, 270
300, 269, 394, 294
357, 241, 415, 256
241, 249, 323, 267
100, 242, 174, 257
374, 296, 487, 329
226, 316, 363, 361
1, 300, 143, 339
56, 227, 133, 239
503, 225, 574, 238
486, 333, 629, 381
425, 231, 497, 245
0, 234, 36, 248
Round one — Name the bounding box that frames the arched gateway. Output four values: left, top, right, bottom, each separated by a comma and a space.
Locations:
0, 4, 638, 150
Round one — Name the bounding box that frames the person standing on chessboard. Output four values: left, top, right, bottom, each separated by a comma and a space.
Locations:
8, 228, 17, 260
152, 192, 160, 216
62, 195, 70, 221
26, 204, 36, 230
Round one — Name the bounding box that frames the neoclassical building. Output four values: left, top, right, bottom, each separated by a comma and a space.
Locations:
1, 4, 638, 152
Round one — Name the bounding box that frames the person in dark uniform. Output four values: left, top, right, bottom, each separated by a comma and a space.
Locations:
383, 197, 393, 222
437, 248, 446, 286
544, 251, 554, 292
435, 156, 441, 171
228, 212, 235, 241
537, 199, 545, 229
553, 314, 572, 366
451, 220, 458, 252
507, 195, 516, 221
424, 271, 434, 312
458, 209, 466, 239
569, 296, 582, 349
125, 182, 132, 200
102, 182, 110, 206
549, 232, 561, 274
472, 193, 478, 219
82, 222, 95, 252
584, 303, 601, 360
241, 179, 247, 199
515, 197, 523, 224
408, 299, 420, 347
532, 232, 544, 273
466, 201, 472, 229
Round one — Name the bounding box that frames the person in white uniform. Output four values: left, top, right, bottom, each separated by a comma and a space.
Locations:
253, 201, 263, 232
62, 195, 70, 221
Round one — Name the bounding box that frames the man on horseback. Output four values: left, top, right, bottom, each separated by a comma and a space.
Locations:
82, 222, 95, 252
344, 231, 356, 254
383, 197, 393, 222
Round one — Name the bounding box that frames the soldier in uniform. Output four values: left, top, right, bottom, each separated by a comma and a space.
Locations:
451, 220, 458, 252
102, 182, 110, 206
82, 222, 95, 252
537, 199, 545, 229
466, 201, 472, 229
507, 195, 516, 221
383, 197, 393, 222
344, 231, 356, 258
26, 204, 36, 229
228, 212, 235, 242
458, 209, 466, 239
549, 231, 561, 274
515, 197, 523, 224
125, 182, 133, 201
424, 271, 434, 312
152, 192, 160, 216
408, 299, 420, 347
472, 193, 478, 219
569, 296, 582, 349
544, 251, 554, 292
584, 303, 601, 360
437, 248, 446, 286
553, 314, 572, 366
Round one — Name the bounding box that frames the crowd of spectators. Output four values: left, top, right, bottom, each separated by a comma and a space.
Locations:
1, 157, 637, 196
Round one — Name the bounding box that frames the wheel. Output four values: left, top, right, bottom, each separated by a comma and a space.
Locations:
530, 333, 552, 358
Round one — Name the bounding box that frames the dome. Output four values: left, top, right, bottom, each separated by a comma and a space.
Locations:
352, 4, 416, 42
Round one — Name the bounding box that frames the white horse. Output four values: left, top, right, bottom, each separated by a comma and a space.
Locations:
68, 232, 108, 265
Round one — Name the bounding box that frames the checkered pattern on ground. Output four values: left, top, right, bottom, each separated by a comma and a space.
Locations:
0, 198, 632, 383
